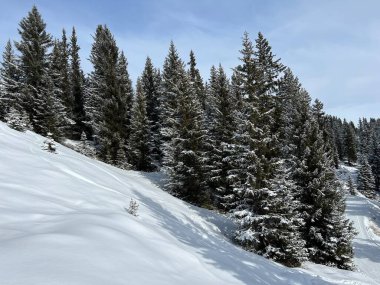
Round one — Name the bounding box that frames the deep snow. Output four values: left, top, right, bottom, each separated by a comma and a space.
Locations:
0, 122, 378, 285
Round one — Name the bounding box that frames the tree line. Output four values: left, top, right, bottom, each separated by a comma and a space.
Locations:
0, 6, 357, 269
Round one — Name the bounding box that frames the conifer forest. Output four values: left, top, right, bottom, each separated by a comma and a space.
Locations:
1, 5, 380, 283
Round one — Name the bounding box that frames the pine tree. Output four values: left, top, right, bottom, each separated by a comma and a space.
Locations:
343, 120, 357, 165
116, 51, 134, 142
15, 6, 53, 134
88, 25, 131, 165
70, 27, 87, 139
232, 33, 311, 267
206, 65, 236, 209
357, 159, 376, 199
141, 57, 162, 165
161, 42, 208, 205
188, 50, 206, 110
235, 163, 307, 267
0, 40, 22, 121
369, 142, 380, 191
129, 78, 154, 171
295, 117, 355, 269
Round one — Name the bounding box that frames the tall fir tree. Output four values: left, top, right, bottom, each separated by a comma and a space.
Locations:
88, 25, 132, 165
141, 57, 162, 165
206, 65, 236, 209
187, 50, 206, 110
343, 121, 357, 165
129, 78, 154, 171
70, 27, 88, 139
161, 42, 208, 205
15, 6, 53, 135
294, 115, 355, 269
357, 159, 376, 199
0, 40, 21, 120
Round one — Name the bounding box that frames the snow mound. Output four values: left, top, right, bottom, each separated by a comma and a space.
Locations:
0, 123, 376, 285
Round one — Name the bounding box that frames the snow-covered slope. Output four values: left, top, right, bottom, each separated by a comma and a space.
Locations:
0, 122, 376, 285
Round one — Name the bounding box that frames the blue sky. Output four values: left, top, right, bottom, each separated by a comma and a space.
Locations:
0, 0, 379, 121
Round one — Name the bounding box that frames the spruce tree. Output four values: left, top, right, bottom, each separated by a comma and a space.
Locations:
235, 34, 303, 265
370, 142, 380, 191
129, 78, 154, 171
0, 40, 22, 121
15, 6, 53, 134
235, 163, 307, 267
188, 50, 206, 110
88, 25, 131, 165
207, 65, 236, 209
140, 57, 162, 166
295, 116, 355, 269
343, 121, 357, 165
70, 27, 87, 139
161, 42, 207, 205
358, 159, 376, 199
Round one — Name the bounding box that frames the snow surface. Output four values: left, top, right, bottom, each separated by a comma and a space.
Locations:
0, 122, 378, 285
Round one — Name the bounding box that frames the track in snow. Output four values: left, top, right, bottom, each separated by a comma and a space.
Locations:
346, 194, 380, 281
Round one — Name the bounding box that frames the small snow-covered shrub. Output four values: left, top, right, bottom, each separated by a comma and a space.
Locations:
126, 199, 139, 216
42, 133, 57, 153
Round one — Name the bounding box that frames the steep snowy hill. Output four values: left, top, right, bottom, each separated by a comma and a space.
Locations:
0, 122, 377, 285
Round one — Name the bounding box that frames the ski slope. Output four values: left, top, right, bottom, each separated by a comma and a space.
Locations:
0, 122, 377, 285
346, 194, 380, 281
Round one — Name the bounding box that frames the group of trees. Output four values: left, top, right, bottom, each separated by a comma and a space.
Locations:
326, 116, 380, 199
0, 6, 356, 269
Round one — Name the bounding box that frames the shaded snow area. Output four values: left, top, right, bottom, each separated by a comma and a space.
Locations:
0, 122, 377, 285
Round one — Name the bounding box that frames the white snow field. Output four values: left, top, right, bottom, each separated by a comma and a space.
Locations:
0, 122, 378, 285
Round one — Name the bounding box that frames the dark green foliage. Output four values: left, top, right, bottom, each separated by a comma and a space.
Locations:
70, 27, 88, 139
295, 117, 354, 269
88, 25, 132, 166
235, 164, 307, 267
161, 42, 208, 205
206, 65, 236, 209
15, 5, 53, 134
129, 79, 154, 171
188, 50, 206, 110
358, 159, 376, 199
343, 120, 357, 165
140, 57, 162, 165
0, 40, 22, 121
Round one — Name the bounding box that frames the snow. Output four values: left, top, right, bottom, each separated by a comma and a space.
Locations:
0, 122, 378, 285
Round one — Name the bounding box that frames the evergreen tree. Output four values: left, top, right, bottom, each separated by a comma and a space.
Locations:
15, 6, 53, 134
357, 159, 376, 199
343, 120, 357, 165
70, 27, 87, 139
369, 142, 380, 191
207, 65, 236, 209
141, 57, 162, 165
161, 42, 207, 205
116, 51, 134, 141
0, 40, 22, 121
88, 25, 131, 165
188, 50, 206, 110
50, 39, 71, 136
235, 163, 307, 267
129, 78, 154, 171
295, 117, 355, 269
233, 32, 292, 260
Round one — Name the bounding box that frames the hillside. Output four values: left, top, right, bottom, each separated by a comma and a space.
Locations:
0, 122, 377, 285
